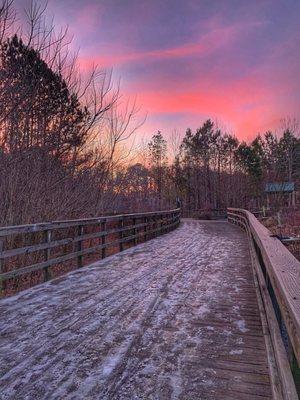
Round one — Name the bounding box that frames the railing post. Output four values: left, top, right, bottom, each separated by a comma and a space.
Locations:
144, 216, 147, 242
44, 229, 51, 282
77, 225, 84, 268
101, 220, 106, 259
159, 213, 162, 235
119, 218, 124, 251
0, 239, 3, 296
133, 217, 137, 246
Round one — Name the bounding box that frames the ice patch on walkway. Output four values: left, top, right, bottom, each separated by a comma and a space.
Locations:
235, 319, 249, 333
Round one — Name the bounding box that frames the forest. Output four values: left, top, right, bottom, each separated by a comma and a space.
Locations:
0, 1, 299, 227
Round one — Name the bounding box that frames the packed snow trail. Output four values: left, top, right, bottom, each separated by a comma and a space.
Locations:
0, 220, 272, 399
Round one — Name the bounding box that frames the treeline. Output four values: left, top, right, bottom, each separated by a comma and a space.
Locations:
142, 120, 300, 215
0, 2, 299, 227
0, 1, 142, 225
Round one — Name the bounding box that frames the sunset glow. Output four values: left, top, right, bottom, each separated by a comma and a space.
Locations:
45, 0, 300, 140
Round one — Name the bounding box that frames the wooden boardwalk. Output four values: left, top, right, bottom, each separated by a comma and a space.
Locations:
0, 220, 272, 399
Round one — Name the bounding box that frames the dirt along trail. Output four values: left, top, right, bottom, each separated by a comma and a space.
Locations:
0, 220, 272, 400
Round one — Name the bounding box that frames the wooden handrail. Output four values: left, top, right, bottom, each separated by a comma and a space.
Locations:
0, 209, 181, 293
228, 208, 300, 399
0, 208, 180, 236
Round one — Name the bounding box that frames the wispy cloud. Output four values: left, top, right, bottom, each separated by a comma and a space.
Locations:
45, 0, 300, 140
78, 19, 267, 70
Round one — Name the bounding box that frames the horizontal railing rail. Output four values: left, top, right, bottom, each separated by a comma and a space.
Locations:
181, 208, 227, 219
228, 208, 300, 399
0, 208, 181, 296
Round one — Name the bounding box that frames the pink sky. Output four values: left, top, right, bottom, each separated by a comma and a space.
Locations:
44, 0, 300, 142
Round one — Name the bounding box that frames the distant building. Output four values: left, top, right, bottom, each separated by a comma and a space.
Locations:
265, 182, 297, 207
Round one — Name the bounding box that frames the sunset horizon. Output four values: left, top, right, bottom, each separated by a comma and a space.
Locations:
40, 0, 300, 142
1, 1, 300, 398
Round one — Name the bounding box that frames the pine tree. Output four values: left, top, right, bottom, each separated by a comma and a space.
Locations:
148, 131, 167, 208
0, 35, 89, 158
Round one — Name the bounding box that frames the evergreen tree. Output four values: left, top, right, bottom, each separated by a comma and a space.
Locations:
0, 35, 89, 158
148, 131, 167, 208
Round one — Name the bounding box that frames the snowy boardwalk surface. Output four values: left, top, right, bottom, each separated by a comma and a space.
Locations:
0, 220, 272, 400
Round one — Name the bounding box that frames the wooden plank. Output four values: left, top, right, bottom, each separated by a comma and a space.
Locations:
44, 230, 51, 282
229, 208, 300, 365
250, 239, 298, 400
0, 239, 3, 295
0, 219, 272, 399
249, 216, 300, 365
227, 208, 300, 399
1, 237, 83, 259
77, 225, 84, 268
119, 219, 124, 252
250, 240, 285, 400
144, 216, 147, 241
101, 220, 106, 259
133, 217, 137, 246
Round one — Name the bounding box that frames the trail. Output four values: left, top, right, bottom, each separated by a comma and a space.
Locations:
0, 220, 271, 400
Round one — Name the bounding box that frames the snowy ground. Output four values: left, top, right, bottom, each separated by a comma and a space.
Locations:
0, 220, 271, 399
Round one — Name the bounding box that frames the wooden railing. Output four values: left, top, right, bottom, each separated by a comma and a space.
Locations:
228, 208, 300, 399
181, 208, 227, 219
0, 208, 181, 296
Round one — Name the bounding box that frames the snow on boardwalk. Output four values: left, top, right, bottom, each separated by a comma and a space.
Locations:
0, 220, 272, 400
